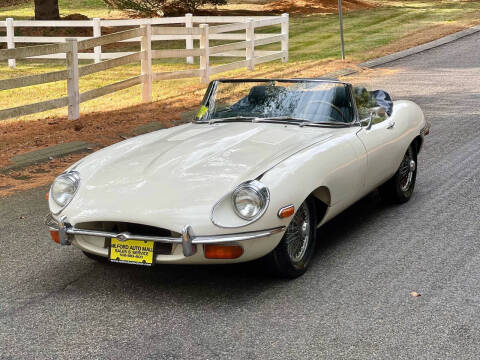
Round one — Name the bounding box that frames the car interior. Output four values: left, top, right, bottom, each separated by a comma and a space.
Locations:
225, 84, 356, 123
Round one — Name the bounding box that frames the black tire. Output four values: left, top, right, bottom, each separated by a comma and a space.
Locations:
379, 144, 417, 204
83, 250, 109, 263
267, 197, 317, 278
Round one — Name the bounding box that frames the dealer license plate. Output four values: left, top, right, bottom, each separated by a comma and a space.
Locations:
109, 238, 154, 266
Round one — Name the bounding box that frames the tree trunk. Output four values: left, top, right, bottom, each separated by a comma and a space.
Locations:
34, 0, 60, 20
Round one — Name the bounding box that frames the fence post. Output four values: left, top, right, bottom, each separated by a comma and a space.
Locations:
246, 18, 255, 71
66, 39, 80, 120
6, 18, 15, 68
185, 13, 194, 64
93, 18, 102, 63
200, 24, 209, 84
141, 24, 152, 103
281, 13, 289, 63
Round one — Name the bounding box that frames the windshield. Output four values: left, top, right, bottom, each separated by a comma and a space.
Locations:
198, 80, 355, 124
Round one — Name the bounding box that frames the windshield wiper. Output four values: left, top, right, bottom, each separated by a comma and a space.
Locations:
304, 121, 351, 128
255, 116, 310, 125
256, 117, 351, 127
207, 116, 257, 124
205, 116, 351, 128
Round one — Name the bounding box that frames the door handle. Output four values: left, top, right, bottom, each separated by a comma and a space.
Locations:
387, 121, 395, 129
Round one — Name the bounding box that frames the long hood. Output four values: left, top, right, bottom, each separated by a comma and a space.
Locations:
64, 122, 336, 232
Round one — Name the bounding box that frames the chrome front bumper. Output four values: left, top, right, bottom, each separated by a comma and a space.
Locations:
45, 214, 286, 257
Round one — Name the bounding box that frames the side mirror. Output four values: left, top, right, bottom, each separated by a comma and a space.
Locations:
371, 106, 386, 118
361, 106, 386, 130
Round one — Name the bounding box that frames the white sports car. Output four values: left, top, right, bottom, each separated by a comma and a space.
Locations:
46, 78, 429, 278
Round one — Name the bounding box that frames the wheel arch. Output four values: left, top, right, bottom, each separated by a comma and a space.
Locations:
309, 185, 331, 225
412, 135, 423, 155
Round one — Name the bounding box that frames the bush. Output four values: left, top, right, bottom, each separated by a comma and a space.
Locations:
103, 0, 228, 16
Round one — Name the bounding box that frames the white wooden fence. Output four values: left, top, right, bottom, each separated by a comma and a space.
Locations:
0, 14, 288, 65
0, 15, 288, 122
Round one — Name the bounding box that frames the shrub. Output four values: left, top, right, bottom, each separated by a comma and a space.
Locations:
103, 0, 228, 16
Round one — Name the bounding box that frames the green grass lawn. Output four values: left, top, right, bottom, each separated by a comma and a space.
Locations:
1, 0, 479, 122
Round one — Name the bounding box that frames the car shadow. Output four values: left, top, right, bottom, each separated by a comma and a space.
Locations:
78, 190, 393, 295
314, 190, 390, 255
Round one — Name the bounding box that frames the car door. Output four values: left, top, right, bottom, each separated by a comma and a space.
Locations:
356, 115, 400, 191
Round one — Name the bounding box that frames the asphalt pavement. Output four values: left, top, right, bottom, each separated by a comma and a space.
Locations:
1, 32, 480, 359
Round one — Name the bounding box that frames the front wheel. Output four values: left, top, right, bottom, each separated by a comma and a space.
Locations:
379, 144, 417, 204
267, 198, 317, 278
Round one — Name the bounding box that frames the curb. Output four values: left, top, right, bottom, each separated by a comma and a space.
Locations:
0, 141, 96, 174
2, 25, 479, 175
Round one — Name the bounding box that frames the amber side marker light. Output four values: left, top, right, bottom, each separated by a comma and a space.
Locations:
49, 230, 60, 244
278, 205, 295, 218
204, 245, 243, 259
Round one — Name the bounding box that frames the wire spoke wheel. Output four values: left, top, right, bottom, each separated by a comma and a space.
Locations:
399, 147, 416, 192
285, 203, 311, 264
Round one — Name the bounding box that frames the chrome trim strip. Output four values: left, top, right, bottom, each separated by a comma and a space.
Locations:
45, 214, 286, 257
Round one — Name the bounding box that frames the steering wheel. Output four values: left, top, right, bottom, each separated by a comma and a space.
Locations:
302, 100, 347, 123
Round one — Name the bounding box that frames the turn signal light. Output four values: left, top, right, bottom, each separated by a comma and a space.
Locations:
46, 192, 49, 200
204, 245, 243, 259
49, 230, 60, 244
278, 205, 295, 218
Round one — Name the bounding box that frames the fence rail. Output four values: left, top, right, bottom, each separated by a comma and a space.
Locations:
0, 15, 289, 122
0, 14, 287, 64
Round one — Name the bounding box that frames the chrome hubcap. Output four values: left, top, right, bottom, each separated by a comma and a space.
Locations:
399, 149, 415, 192
285, 203, 310, 263
409, 159, 416, 172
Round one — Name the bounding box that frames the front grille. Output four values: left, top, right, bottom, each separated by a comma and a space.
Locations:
76, 221, 174, 255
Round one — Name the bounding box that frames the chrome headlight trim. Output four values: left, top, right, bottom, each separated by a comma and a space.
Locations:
210, 180, 271, 228
231, 180, 270, 221
50, 171, 80, 214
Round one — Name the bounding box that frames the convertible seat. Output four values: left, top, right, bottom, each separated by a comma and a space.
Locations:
248, 86, 267, 105
330, 86, 353, 123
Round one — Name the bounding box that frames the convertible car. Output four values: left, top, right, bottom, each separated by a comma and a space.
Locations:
46, 78, 429, 278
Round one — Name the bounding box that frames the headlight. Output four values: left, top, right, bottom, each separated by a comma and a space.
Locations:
51, 171, 80, 209
232, 180, 269, 221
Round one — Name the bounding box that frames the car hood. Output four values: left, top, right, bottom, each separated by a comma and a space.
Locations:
64, 122, 337, 232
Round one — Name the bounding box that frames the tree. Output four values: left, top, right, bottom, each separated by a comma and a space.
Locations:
103, 0, 227, 17
34, 0, 60, 20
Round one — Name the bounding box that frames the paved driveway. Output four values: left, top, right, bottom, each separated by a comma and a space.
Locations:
1, 32, 480, 359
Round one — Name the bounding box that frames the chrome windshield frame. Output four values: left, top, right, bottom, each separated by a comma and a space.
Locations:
193, 78, 360, 126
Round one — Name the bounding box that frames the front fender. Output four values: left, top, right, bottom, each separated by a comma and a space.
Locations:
260, 127, 367, 227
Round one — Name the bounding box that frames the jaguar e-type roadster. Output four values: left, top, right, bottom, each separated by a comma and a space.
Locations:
46, 78, 429, 278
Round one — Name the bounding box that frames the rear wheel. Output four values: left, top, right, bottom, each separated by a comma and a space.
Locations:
267, 198, 317, 278
379, 145, 417, 204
